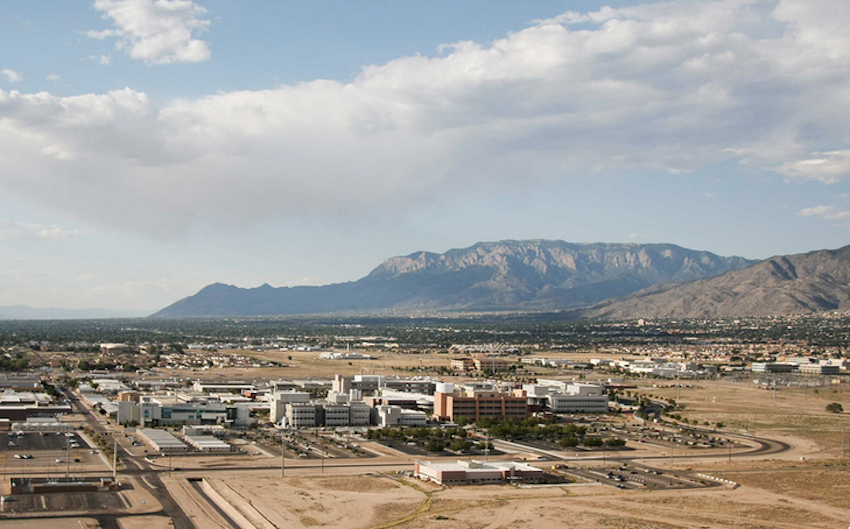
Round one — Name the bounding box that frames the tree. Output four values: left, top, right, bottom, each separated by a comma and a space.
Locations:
425, 438, 446, 452
559, 436, 579, 448
826, 402, 844, 414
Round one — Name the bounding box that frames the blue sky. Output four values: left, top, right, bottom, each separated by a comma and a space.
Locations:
0, 0, 849, 311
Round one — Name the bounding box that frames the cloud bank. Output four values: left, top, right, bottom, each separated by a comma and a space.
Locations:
3, 0, 850, 236
87, 0, 210, 64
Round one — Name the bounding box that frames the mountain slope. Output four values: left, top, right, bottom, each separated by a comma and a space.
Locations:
153, 240, 755, 317
586, 245, 850, 319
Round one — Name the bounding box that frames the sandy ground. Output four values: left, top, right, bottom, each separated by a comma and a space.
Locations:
117, 515, 176, 529
159, 464, 850, 529
0, 518, 101, 528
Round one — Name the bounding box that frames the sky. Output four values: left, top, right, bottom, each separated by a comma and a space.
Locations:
1, 0, 849, 312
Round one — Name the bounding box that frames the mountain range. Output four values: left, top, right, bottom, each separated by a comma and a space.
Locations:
585, 245, 850, 319
152, 240, 757, 317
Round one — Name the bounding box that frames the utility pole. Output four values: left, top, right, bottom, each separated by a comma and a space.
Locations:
65, 438, 71, 481
113, 437, 118, 480
280, 432, 286, 477
670, 434, 674, 468
676, 371, 681, 401
728, 439, 732, 463
843, 426, 846, 461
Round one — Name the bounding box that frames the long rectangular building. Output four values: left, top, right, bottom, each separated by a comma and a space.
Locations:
414, 460, 543, 485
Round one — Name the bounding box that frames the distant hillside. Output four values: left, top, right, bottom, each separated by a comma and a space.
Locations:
152, 240, 756, 317
0, 305, 151, 320
586, 245, 850, 319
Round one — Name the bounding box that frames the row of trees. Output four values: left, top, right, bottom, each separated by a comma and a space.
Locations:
366, 426, 493, 453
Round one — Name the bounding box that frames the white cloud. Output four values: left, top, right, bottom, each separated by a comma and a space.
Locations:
87, 0, 211, 65
46, 74, 61, 81
1, 0, 849, 237
88, 54, 112, 66
0, 220, 79, 241
797, 205, 850, 221
778, 150, 850, 184
797, 205, 850, 230
2, 69, 23, 83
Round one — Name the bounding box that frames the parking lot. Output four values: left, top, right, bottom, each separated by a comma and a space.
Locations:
562, 464, 716, 490
0, 432, 106, 478
1, 432, 87, 453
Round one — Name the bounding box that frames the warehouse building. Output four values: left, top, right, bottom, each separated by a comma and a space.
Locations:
414, 460, 543, 485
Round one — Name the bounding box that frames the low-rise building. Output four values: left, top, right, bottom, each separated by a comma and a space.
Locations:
414, 460, 543, 485
135, 428, 189, 453
799, 364, 840, 375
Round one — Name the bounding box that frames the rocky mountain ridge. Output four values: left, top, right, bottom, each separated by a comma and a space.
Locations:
586, 245, 850, 318
152, 240, 756, 317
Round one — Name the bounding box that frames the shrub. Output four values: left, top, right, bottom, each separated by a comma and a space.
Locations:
826, 402, 844, 414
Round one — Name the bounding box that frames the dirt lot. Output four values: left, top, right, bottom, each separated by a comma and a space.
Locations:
635, 379, 850, 457
165, 465, 849, 529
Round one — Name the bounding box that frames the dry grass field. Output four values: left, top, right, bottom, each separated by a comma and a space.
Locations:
637, 379, 850, 457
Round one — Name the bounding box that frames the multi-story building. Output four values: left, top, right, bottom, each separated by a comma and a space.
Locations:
375, 405, 428, 427
433, 383, 527, 422
450, 358, 475, 372
332, 374, 435, 396
473, 358, 512, 373
117, 396, 234, 427
286, 402, 318, 428
269, 390, 311, 423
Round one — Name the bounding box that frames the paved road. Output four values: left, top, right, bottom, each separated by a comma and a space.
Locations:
61, 386, 197, 529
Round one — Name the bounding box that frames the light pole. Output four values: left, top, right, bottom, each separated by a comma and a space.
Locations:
669, 434, 674, 468
280, 432, 286, 477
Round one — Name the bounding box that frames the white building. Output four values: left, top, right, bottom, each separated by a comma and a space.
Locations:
286, 402, 318, 428
375, 405, 428, 427
270, 391, 311, 423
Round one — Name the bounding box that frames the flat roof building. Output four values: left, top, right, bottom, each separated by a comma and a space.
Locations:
434, 385, 527, 422
414, 460, 543, 485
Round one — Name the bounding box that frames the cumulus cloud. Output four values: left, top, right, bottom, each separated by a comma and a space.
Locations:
2, 69, 23, 83
1, 0, 849, 236
87, 0, 210, 64
0, 220, 79, 240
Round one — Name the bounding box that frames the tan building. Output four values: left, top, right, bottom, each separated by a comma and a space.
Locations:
450, 358, 475, 371
474, 357, 512, 372
434, 388, 527, 422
